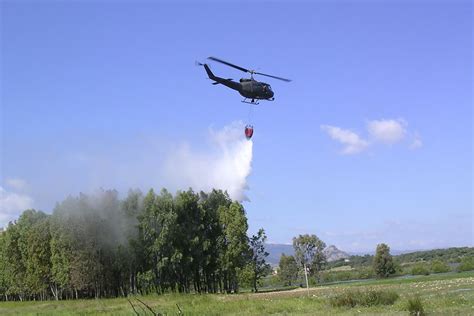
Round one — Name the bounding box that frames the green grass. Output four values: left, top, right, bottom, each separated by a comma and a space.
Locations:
1, 271, 473, 315
406, 295, 425, 316
329, 289, 399, 307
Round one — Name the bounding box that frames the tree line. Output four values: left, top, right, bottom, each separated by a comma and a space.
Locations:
277, 241, 474, 287
277, 242, 399, 286
0, 188, 270, 301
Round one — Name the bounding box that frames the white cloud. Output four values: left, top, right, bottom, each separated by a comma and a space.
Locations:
410, 132, 423, 149
321, 118, 421, 155
0, 186, 34, 227
163, 121, 253, 201
5, 178, 28, 191
320, 125, 369, 155
367, 119, 406, 144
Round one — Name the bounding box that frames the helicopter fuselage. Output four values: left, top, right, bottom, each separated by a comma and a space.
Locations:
203, 64, 274, 101
239, 78, 274, 100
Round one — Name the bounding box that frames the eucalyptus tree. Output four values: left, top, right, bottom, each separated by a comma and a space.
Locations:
121, 189, 144, 295
248, 228, 270, 292
0, 187, 256, 299
218, 202, 250, 293
293, 234, 326, 287
278, 254, 298, 286
4, 210, 50, 300
0, 231, 9, 300
199, 190, 230, 292
25, 216, 52, 300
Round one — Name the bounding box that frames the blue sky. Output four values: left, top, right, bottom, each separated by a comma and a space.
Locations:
1, 1, 472, 252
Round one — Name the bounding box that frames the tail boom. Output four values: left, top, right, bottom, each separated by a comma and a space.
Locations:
202, 64, 241, 91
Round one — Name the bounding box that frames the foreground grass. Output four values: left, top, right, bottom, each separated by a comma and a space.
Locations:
1, 272, 473, 315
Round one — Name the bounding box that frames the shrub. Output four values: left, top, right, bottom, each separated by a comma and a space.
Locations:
329, 291, 358, 308
361, 289, 399, 306
358, 266, 376, 279
329, 289, 399, 308
406, 295, 425, 316
411, 263, 430, 276
320, 270, 353, 283
320, 267, 375, 283
431, 260, 450, 273
457, 257, 474, 272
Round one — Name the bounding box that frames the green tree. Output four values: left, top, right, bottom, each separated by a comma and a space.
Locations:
173, 189, 204, 293
0, 187, 255, 300
278, 254, 298, 286
25, 216, 52, 300
373, 243, 396, 278
50, 205, 75, 300
4, 210, 47, 300
139, 189, 163, 293
248, 228, 271, 292
121, 189, 144, 295
199, 190, 230, 293
411, 263, 430, 275
457, 257, 474, 272
293, 234, 326, 284
218, 202, 250, 293
430, 260, 450, 273
0, 232, 8, 300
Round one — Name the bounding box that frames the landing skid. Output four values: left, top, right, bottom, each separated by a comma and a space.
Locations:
241, 97, 275, 104
242, 98, 259, 105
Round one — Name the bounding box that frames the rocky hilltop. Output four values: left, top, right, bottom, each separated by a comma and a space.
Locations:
323, 245, 350, 262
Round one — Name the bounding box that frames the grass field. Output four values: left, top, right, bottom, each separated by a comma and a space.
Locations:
1, 271, 473, 315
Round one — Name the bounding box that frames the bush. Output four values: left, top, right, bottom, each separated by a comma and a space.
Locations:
457, 257, 474, 272
329, 289, 399, 308
411, 263, 430, 275
431, 260, 450, 273
362, 289, 399, 306
320, 270, 353, 283
329, 291, 358, 308
320, 267, 375, 283
406, 295, 425, 316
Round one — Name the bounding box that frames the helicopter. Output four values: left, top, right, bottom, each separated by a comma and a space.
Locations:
197, 56, 291, 105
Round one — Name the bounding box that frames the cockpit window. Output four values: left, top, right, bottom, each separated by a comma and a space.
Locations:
267, 85, 272, 91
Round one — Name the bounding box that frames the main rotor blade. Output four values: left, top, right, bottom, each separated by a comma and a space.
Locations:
254, 71, 292, 82
208, 56, 292, 82
208, 56, 249, 73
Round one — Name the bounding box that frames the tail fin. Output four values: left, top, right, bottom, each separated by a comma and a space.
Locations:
203, 64, 217, 80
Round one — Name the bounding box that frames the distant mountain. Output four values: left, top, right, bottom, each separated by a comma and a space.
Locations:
264, 243, 349, 266
323, 245, 350, 262
265, 243, 294, 266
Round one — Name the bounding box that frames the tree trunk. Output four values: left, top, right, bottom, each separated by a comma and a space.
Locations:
50, 284, 58, 300
253, 274, 258, 293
